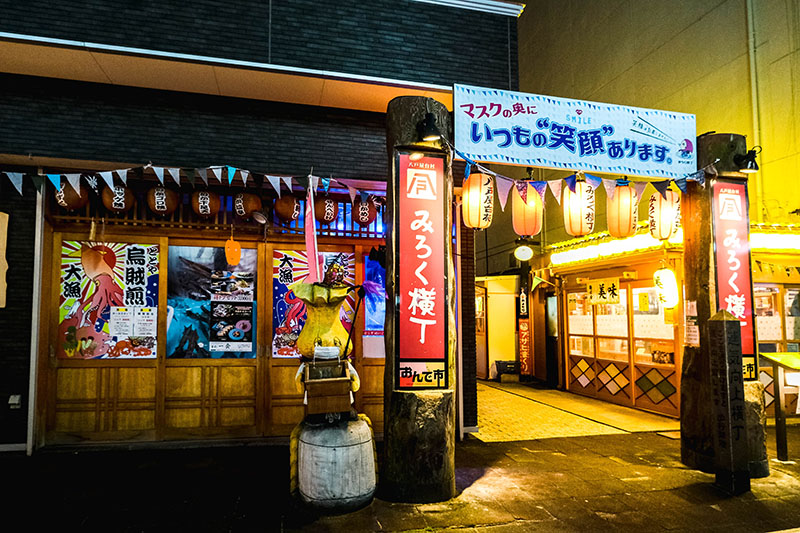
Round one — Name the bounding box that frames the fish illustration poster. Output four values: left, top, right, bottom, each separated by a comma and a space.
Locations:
58, 241, 159, 359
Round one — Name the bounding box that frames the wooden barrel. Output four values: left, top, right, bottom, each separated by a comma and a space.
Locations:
297, 418, 376, 509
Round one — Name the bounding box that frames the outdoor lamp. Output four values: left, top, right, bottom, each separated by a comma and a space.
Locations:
562, 179, 595, 237
653, 266, 679, 309
607, 180, 638, 238
251, 210, 269, 225
648, 190, 681, 241
462, 171, 494, 229
418, 112, 441, 142
733, 146, 761, 173
513, 239, 534, 262
512, 182, 543, 237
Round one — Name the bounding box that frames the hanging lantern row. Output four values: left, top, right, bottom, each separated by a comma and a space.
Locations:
54, 183, 382, 228
461, 173, 682, 242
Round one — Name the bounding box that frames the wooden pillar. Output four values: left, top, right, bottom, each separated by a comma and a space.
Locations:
382, 96, 456, 502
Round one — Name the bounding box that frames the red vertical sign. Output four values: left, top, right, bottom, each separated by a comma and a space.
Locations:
712, 179, 756, 378
396, 153, 447, 389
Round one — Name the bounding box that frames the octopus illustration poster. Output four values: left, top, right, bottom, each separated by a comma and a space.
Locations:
272, 250, 355, 358
58, 241, 159, 359
167, 246, 257, 359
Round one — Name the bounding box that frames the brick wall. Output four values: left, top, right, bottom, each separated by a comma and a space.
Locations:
0, 0, 518, 90
0, 180, 36, 444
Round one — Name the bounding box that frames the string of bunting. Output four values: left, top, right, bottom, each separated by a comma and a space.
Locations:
0, 164, 384, 206
754, 261, 800, 277
443, 136, 716, 212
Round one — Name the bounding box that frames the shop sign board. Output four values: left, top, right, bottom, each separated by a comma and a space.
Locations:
396, 152, 448, 390
454, 84, 697, 178
712, 179, 757, 379
518, 319, 532, 376
587, 277, 620, 305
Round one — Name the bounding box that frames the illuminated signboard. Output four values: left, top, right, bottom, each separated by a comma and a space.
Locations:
712, 179, 757, 379
396, 152, 448, 390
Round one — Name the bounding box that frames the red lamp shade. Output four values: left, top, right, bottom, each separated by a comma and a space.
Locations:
54, 183, 89, 212
352, 197, 377, 227
648, 190, 681, 240
146, 186, 179, 216
274, 195, 301, 223
462, 172, 494, 229
562, 181, 595, 237
315, 196, 339, 224
512, 185, 543, 237
606, 183, 638, 238
101, 185, 135, 213
233, 193, 262, 220
190, 190, 221, 218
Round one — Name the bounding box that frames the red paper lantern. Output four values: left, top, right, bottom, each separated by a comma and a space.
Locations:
462, 172, 494, 229
101, 185, 135, 213
274, 195, 301, 223
191, 190, 221, 218
146, 186, 179, 216
54, 183, 89, 212
562, 180, 595, 237
352, 197, 377, 227
233, 193, 263, 220
648, 190, 680, 240
606, 183, 638, 238
512, 185, 543, 237
315, 196, 339, 224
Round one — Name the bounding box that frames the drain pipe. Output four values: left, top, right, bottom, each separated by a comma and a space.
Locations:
746, 0, 764, 222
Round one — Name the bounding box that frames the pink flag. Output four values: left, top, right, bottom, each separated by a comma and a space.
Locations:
305, 181, 322, 283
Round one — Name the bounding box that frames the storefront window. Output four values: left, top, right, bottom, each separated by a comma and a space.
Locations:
632, 286, 675, 364
569, 335, 594, 357
167, 246, 257, 358
755, 285, 781, 341
785, 287, 800, 341
363, 254, 386, 358
597, 338, 628, 361
596, 289, 627, 337
567, 292, 593, 335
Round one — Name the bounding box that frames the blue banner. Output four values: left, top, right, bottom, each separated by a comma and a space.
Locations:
453, 84, 697, 179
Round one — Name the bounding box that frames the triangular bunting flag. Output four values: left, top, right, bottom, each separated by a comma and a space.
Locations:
674, 177, 688, 193
496, 176, 514, 211
321, 177, 330, 194
296, 176, 309, 190
548, 180, 562, 205
515, 180, 528, 203
531, 181, 547, 202
652, 180, 671, 199
564, 174, 577, 193
309, 175, 319, 192
196, 168, 208, 186
5, 172, 23, 195
281, 177, 293, 192
30, 175, 44, 193
188, 170, 197, 188
85, 175, 99, 193
227, 166, 236, 185
360, 190, 370, 203
240, 170, 249, 186
116, 169, 128, 185
603, 179, 617, 200
795, 266, 800, 276
267, 176, 282, 198
210, 167, 222, 184
168, 168, 181, 186
100, 171, 115, 189
153, 167, 165, 185
347, 184, 358, 204
65, 173, 82, 196
585, 173, 603, 190
634, 182, 648, 204
47, 174, 62, 189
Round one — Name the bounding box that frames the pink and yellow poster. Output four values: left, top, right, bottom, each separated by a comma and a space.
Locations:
58, 241, 159, 359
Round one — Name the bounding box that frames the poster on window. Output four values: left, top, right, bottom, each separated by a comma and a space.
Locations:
272, 250, 355, 358
166, 246, 257, 359
58, 241, 159, 359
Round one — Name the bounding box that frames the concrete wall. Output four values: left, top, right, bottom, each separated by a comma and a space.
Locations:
518, 0, 800, 229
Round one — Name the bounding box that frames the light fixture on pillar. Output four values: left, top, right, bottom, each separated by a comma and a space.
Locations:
653, 264, 679, 309
418, 112, 441, 142
513, 238, 534, 262
562, 177, 595, 237
648, 189, 681, 241
462, 169, 494, 229
733, 146, 761, 173
409, 152, 425, 161
607, 179, 638, 238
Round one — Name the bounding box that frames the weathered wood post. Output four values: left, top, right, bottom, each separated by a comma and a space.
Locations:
681, 132, 769, 481
382, 96, 457, 502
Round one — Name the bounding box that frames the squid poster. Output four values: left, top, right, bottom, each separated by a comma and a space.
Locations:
272, 250, 355, 358
58, 241, 159, 359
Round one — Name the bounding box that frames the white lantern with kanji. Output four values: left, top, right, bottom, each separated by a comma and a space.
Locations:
562, 180, 595, 237
654, 267, 679, 308
648, 190, 681, 240
462, 172, 494, 229
606, 183, 638, 238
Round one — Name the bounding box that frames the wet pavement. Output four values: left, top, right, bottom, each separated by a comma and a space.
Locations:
3, 384, 800, 532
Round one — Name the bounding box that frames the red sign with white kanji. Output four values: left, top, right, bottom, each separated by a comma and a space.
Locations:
396, 153, 447, 389
712, 180, 755, 365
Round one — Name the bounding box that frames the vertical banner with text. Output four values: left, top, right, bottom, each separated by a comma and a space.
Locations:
396, 153, 448, 389
712, 179, 757, 379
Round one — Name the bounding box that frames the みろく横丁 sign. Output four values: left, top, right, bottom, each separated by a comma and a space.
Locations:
453, 84, 697, 179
